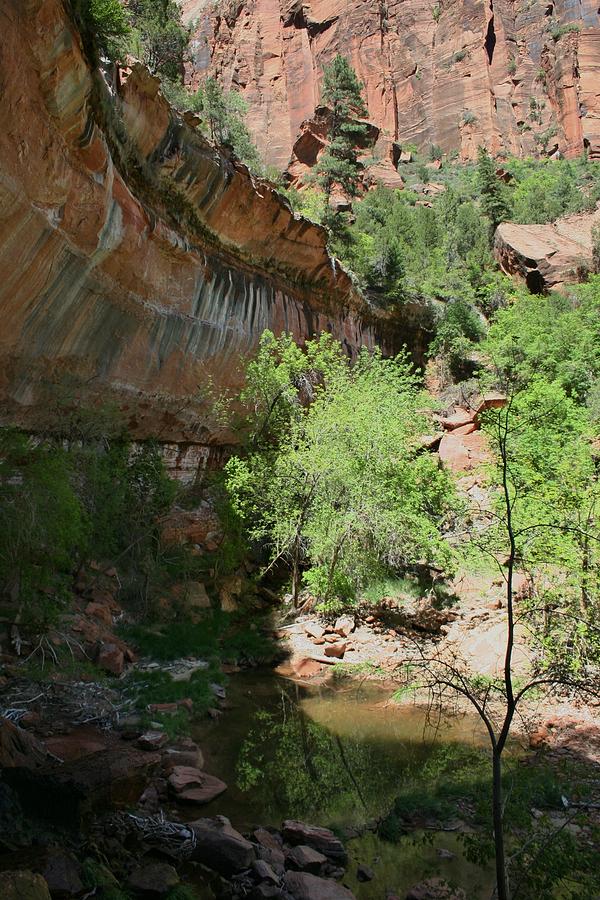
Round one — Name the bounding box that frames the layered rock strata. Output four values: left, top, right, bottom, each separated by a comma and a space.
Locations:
494, 206, 600, 291
0, 0, 377, 444
182, 0, 600, 170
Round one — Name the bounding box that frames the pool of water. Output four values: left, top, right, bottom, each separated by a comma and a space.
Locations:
190, 671, 495, 897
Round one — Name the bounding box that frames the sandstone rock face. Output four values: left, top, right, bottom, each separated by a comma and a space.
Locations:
182, 0, 600, 170
0, 0, 378, 446
494, 206, 600, 291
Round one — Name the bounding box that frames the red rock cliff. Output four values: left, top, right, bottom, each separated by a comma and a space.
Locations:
0, 0, 378, 443
182, 0, 600, 171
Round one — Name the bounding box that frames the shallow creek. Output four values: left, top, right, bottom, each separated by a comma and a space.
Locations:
190, 671, 495, 898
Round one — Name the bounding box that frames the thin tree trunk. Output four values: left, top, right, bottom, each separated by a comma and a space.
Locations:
492, 748, 508, 900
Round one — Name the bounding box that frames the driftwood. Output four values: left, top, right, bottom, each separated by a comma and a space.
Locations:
126, 811, 197, 858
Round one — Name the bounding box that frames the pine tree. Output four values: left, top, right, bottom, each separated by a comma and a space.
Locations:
476, 146, 511, 230
316, 55, 368, 199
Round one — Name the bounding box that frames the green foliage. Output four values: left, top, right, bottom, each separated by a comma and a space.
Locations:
176, 77, 264, 172
484, 279, 600, 401
432, 4, 441, 21
550, 21, 580, 41
476, 146, 510, 230
127, 667, 215, 715
120, 612, 280, 666
316, 55, 368, 197
0, 430, 85, 624
166, 888, 199, 900
74, 0, 189, 77
512, 164, 583, 222
225, 332, 455, 606
128, 0, 189, 80
492, 383, 600, 669
0, 417, 181, 627
428, 298, 485, 380
380, 745, 598, 895
330, 182, 506, 343
283, 186, 327, 223
80, 0, 131, 60
81, 858, 127, 899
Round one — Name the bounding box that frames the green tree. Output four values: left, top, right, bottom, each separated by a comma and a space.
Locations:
129, 0, 189, 80
76, 0, 132, 61
476, 146, 510, 231
196, 78, 262, 172
224, 332, 455, 606
316, 55, 368, 198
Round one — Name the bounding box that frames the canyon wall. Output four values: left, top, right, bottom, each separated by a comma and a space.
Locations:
182, 0, 600, 171
0, 0, 378, 445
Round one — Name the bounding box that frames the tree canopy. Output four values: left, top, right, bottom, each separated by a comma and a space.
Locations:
224, 332, 455, 608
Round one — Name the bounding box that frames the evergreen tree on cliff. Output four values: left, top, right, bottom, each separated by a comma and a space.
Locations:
476, 146, 510, 231
316, 55, 368, 200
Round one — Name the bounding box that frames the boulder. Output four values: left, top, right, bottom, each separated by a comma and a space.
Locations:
324, 643, 347, 659
439, 408, 474, 431
3, 871, 51, 900
304, 622, 325, 640
253, 828, 283, 852
333, 616, 355, 637
291, 658, 324, 678
4, 746, 161, 830
162, 746, 205, 771
85, 602, 113, 626
495, 209, 600, 292
168, 765, 204, 792
128, 861, 179, 896
256, 844, 286, 875
219, 574, 244, 612
356, 865, 374, 882
451, 423, 476, 436
406, 879, 466, 900
137, 731, 168, 751
176, 776, 228, 804
97, 643, 125, 676
0, 718, 47, 769
282, 821, 347, 864
182, 581, 211, 621
40, 849, 84, 897
190, 815, 255, 873
252, 859, 280, 884
284, 871, 355, 900
286, 845, 327, 873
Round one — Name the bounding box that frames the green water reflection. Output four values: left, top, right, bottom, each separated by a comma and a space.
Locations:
191, 673, 494, 897
193, 673, 489, 829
